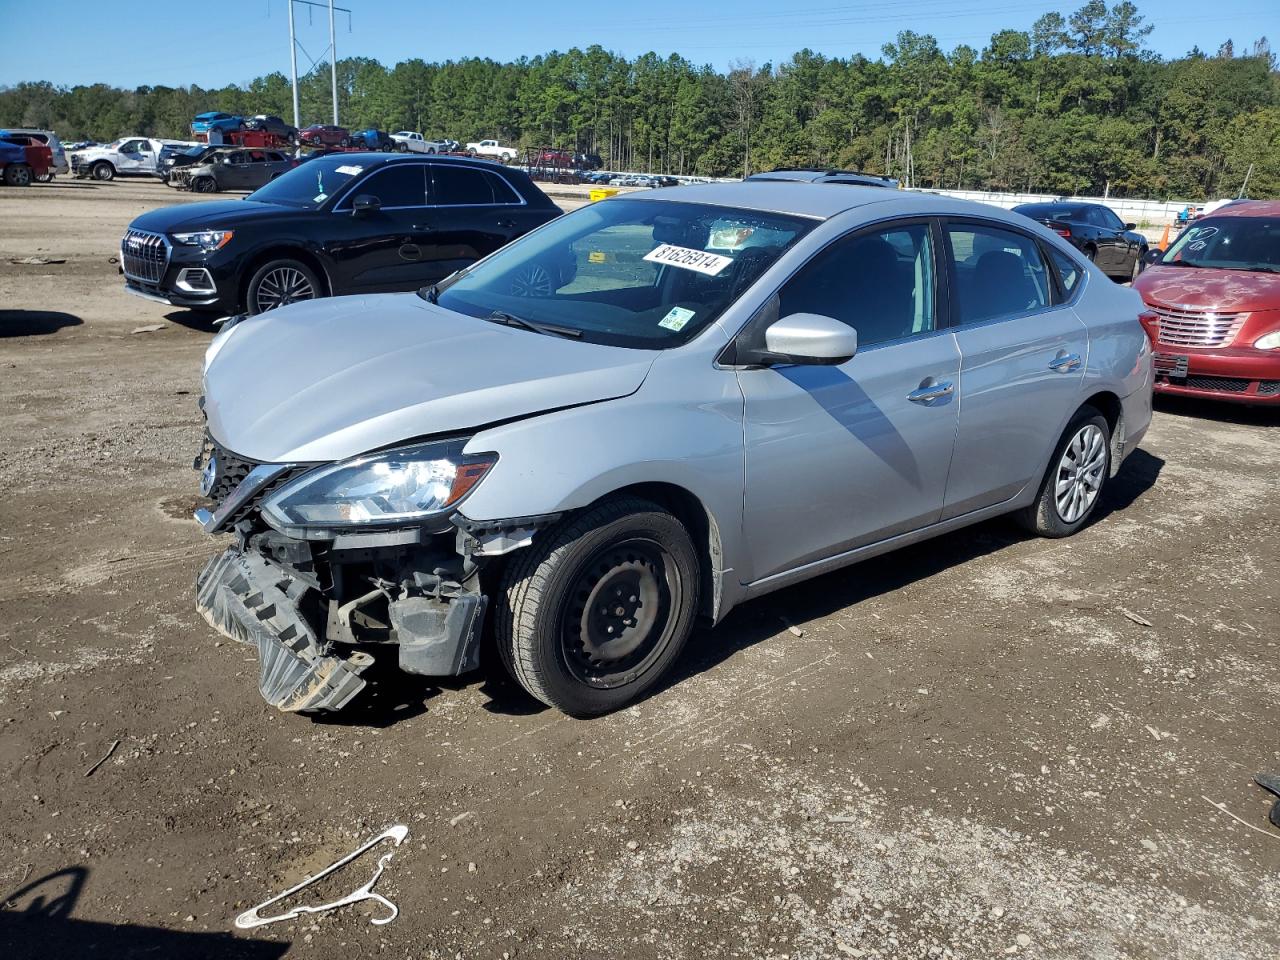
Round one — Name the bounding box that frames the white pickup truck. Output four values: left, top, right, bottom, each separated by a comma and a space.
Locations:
390, 131, 452, 154
70, 137, 195, 181
465, 139, 517, 162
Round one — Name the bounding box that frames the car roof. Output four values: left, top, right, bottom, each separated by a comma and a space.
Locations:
307, 151, 516, 173
631, 181, 1028, 222
1200, 199, 1280, 219
748, 169, 894, 185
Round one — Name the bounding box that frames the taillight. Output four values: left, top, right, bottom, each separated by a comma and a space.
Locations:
1052, 226, 1071, 238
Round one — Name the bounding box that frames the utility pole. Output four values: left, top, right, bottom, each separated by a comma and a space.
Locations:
328, 0, 339, 124
284, 0, 351, 128
288, 0, 300, 130
1239, 163, 1254, 198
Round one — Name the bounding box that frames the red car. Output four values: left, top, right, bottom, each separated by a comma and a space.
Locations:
1133, 200, 1280, 405
298, 124, 351, 148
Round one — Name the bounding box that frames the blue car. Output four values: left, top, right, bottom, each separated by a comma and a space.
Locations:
191, 112, 245, 136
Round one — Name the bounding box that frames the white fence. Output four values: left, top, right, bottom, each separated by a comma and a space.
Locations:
907, 187, 1198, 225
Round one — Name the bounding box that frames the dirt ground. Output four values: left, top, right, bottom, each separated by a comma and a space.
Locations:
0, 177, 1277, 960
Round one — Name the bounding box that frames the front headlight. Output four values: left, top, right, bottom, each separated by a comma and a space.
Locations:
1254, 330, 1280, 350
172, 230, 234, 253
260, 440, 496, 533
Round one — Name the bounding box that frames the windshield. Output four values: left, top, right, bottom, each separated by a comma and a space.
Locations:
182, 145, 207, 158
245, 155, 371, 208
1161, 216, 1279, 272
1016, 204, 1082, 222
435, 198, 816, 348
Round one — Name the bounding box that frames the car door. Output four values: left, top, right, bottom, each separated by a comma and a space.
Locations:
115, 139, 147, 173
1084, 206, 1123, 272
737, 219, 962, 582
940, 220, 1089, 519
420, 164, 524, 281
1097, 205, 1137, 274
325, 162, 436, 292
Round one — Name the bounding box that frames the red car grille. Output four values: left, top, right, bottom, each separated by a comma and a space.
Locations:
1151, 306, 1248, 348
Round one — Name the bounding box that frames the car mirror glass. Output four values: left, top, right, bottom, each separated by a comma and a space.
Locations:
352, 195, 381, 216
1124, 222, 1137, 230
759, 313, 858, 366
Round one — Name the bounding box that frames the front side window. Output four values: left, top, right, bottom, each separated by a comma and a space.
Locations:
775, 223, 936, 348
946, 224, 1052, 324
1160, 217, 1279, 272
434, 198, 815, 348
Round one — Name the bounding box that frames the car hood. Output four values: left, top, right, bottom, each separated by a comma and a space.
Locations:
1134, 265, 1280, 313
130, 199, 297, 233
202, 294, 657, 463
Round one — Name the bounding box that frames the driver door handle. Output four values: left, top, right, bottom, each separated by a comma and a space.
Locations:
1049, 352, 1082, 372
496, 218, 516, 229
411, 222, 433, 231
907, 379, 955, 404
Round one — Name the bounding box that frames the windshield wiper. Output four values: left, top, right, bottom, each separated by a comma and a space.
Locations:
417, 283, 441, 304
417, 268, 470, 304
484, 310, 582, 339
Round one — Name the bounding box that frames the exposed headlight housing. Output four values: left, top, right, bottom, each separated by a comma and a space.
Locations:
1254, 330, 1280, 350
171, 230, 234, 252
260, 440, 496, 537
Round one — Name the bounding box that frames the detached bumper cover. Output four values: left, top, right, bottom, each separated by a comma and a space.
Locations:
196, 546, 371, 712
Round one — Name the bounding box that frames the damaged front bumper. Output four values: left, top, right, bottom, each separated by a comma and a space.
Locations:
196, 531, 488, 713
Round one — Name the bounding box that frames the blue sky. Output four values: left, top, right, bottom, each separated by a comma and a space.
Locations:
2, 0, 1277, 88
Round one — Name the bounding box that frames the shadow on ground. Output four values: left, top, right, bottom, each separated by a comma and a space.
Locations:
164, 309, 222, 333
0, 310, 82, 337
1, 866, 287, 960
1155, 394, 1279, 427
352, 447, 1164, 722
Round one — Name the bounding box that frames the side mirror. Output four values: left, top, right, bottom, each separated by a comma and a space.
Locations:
1141, 248, 1163, 270
351, 195, 381, 216
754, 313, 858, 366
1124, 222, 1137, 231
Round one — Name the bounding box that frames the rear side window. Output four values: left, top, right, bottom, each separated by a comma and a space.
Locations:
358, 165, 428, 207
945, 224, 1052, 324
431, 165, 505, 205
485, 171, 521, 204
1047, 246, 1083, 299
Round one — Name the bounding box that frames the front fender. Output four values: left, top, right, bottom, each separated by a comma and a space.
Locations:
458, 350, 749, 618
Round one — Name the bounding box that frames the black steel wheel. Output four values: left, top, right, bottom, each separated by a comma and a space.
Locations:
495, 496, 700, 716
245, 259, 321, 315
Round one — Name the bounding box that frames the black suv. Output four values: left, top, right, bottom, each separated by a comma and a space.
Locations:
120, 154, 561, 314
746, 168, 899, 188
1012, 201, 1148, 281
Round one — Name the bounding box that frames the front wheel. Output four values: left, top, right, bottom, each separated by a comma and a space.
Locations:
244, 258, 322, 315
494, 496, 700, 716
1016, 407, 1111, 538
91, 161, 115, 181
192, 177, 217, 193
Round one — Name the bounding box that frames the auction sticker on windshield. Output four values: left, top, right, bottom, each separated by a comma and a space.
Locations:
643, 244, 734, 276
658, 306, 696, 331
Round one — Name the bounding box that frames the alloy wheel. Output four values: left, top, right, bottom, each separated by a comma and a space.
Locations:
1054, 423, 1107, 524
254, 267, 317, 313
559, 538, 680, 689
510, 264, 553, 297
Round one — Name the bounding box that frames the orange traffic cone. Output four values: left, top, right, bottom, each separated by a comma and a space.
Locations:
1157, 223, 1171, 250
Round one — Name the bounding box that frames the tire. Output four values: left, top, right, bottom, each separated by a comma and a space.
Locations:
4, 164, 32, 186
193, 177, 218, 193
91, 161, 115, 181
339, 137, 351, 148
396, 141, 409, 153
1015, 406, 1111, 538
501, 152, 514, 163
244, 258, 322, 315
494, 496, 701, 716
467, 149, 477, 157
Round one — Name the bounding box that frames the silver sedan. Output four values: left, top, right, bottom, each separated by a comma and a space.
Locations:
195, 182, 1153, 716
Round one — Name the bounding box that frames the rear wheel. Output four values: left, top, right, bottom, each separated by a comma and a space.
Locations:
91, 161, 115, 181
4, 164, 32, 186
1016, 407, 1111, 538
495, 496, 700, 716
245, 258, 321, 315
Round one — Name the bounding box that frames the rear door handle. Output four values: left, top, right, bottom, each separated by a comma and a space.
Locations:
1049, 351, 1082, 372
907, 379, 955, 404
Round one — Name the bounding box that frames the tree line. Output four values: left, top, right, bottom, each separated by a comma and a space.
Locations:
2, 1, 1277, 199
